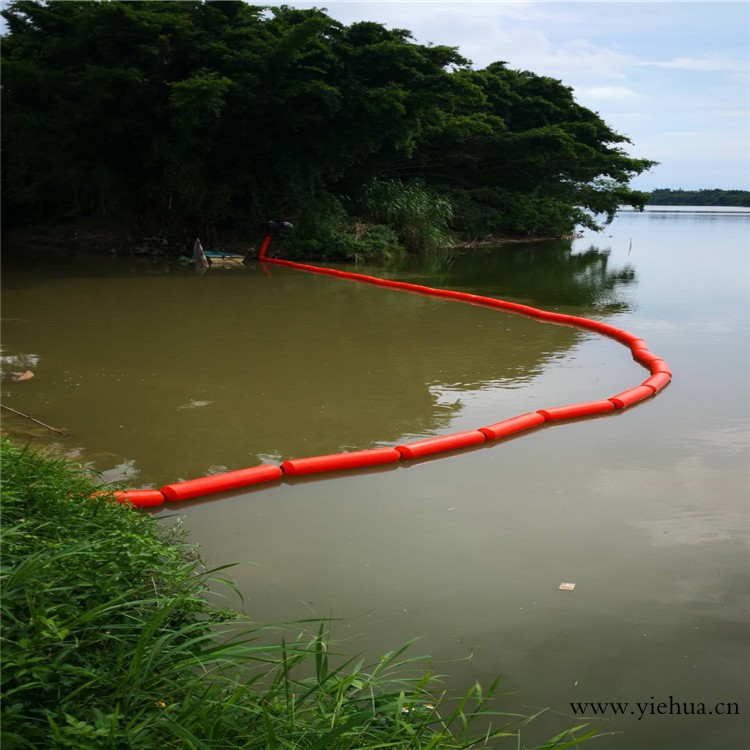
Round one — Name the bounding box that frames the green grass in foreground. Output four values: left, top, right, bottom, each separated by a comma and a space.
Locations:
0, 439, 604, 749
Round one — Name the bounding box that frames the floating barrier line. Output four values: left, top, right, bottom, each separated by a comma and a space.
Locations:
106, 255, 671, 508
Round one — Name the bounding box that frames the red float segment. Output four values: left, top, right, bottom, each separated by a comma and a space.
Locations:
537, 400, 616, 421
115, 490, 166, 508
396, 283, 454, 298
609, 385, 655, 409
368, 278, 409, 289
257, 234, 272, 261
531, 311, 579, 325
629, 338, 649, 351
430, 289, 496, 305
161, 465, 283, 502
300, 265, 341, 277
563, 318, 642, 344
550, 315, 606, 331
470, 295, 531, 311
265, 260, 564, 319
649, 359, 672, 376
280, 447, 401, 477
395, 430, 486, 460
608, 329, 643, 345
408, 286, 458, 299
479, 412, 546, 440
632, 348, 661, 365
311, 268, 350, 278
373, 280, 421, 291
92, 489, 166, 508
481, 299, 541, 315
598, 327, 642, 344
642, 372, 671, 393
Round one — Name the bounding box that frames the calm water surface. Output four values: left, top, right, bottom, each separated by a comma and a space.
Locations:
2, 207, 749, 749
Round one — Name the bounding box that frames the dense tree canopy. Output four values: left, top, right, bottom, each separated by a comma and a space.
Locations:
1, 0, 657, 256
647, 189, 750, 207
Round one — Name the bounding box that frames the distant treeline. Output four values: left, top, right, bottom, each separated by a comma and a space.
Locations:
2, 1, 656, 259
648, 189, 750, 207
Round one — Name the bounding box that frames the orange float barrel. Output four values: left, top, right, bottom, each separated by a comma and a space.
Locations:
609, 385, 655, 409
295, 263, 334, 275
418, 287, 465, 299
531, 311, 579, 325
382, 276, 434, 296
484, 299, 541, 316
326, 270, 368, 281
435, 290, 489, 304
280, 447, 401, 477
257, 234, 272, 261
476, 296, 546, 318
265, 258, 297, 269
114, 490, 166, 508
632, 348, 661, 366
649, 359, 672, 375
161, 465, 283, 502
596, 326, 642, 345
537, 400, 615, 421
358, 275, 399, 287
373, 280, 422, 292
479, 412, 545, 440
642, 372, 671, 393
395, 430, 486, 460
610, 329, 644, 346
456, 292, 497, 305
92, 489, 166, 508
562, 318, 642, 344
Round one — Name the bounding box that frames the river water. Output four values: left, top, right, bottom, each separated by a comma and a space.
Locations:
2, 207, 748, 749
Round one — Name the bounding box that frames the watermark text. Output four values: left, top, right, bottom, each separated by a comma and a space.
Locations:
570, 697, 740, 721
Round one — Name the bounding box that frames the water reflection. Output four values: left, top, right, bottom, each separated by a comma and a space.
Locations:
0, 233, 641, 486
381, 239, 637, 312
0, 262, 585, 485
2, 210, 749, 750
1, 351, 41, 374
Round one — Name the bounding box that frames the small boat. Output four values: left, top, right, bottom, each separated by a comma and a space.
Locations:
179, 239, 248, 272
202, 250, 246, 266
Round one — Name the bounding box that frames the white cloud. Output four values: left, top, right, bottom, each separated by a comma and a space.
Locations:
646, 56, 749, 73
575, 86, 640, 102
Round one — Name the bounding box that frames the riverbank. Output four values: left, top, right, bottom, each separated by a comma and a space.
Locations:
0, 438, 600, 749
1, 219, 577, 264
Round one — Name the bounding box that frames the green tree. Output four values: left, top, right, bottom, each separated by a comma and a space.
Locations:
1, 1, 657, 251
647, 188, 750, 206
401, 64, 655, 236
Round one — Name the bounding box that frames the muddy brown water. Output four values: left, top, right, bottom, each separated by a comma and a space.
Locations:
2, 207, 748, 749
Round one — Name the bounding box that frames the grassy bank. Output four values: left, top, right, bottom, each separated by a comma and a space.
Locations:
0, 439, 601, 749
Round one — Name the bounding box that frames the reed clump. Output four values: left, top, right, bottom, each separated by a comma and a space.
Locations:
0, 439, 600, 749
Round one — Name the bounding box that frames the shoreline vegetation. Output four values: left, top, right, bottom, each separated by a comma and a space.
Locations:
2, 1, 657, 265
3, 2, 746, 265
4, 187, 746, 264
646, 188, 750, 207
0, 220, 583, 262
0, 438, 604, 749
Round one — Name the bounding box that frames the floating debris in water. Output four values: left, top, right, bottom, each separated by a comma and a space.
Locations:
559, 582, 576, 591
176, 400, 214, 410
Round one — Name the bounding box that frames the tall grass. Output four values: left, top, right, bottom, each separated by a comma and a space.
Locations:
360, 178, 455, 254
1, 439, 603, 748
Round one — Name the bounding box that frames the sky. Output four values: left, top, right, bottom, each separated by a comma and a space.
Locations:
254, 1, 750, 191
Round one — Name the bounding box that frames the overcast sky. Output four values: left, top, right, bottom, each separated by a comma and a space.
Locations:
258, 1, 750, 191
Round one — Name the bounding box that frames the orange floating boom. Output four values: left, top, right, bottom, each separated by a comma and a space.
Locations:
112, 247, 671, 507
